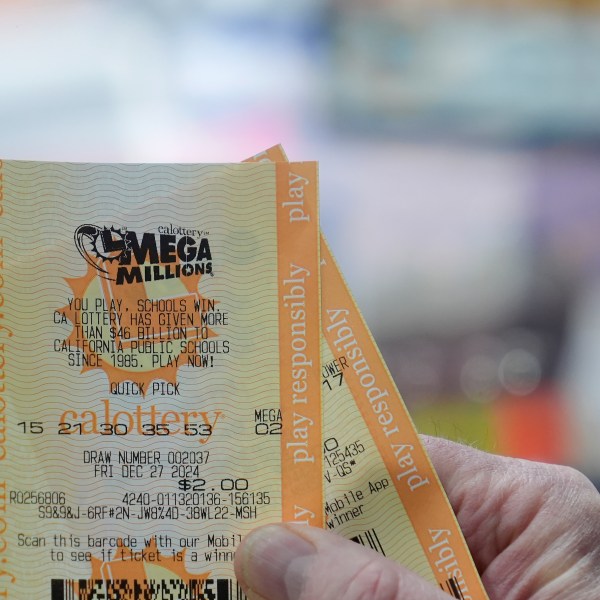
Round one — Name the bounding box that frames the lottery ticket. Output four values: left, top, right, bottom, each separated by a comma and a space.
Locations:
246, 146, 489, 600
0, 160, 322, 599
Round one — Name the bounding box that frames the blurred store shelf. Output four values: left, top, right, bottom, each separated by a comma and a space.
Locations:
328, 4, 600, 142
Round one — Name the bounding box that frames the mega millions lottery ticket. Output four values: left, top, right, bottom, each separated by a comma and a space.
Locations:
0, 160, 322, 598
246, 146, 489, 600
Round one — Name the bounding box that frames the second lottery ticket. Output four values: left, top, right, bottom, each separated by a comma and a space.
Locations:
246, 146, 489, 600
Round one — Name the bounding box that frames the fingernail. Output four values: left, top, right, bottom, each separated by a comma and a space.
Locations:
237, 525, 315, 600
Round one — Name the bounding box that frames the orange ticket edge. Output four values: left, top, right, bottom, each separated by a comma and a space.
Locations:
274, 161, 323, 527
249, 146, 488, 600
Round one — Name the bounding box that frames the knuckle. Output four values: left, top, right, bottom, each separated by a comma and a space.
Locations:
559, 465, 597, 494
532, 463, 600, 527
519, 460, 593, 493
543, 463, 597, 498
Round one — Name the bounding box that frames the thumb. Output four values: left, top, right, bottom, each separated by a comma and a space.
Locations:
234, 524, 449, 600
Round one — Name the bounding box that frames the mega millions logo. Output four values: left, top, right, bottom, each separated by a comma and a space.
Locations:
74, 224, 213, 285
58, 224, 218, 394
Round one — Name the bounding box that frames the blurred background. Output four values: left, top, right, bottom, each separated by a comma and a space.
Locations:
2, 0, 600, 486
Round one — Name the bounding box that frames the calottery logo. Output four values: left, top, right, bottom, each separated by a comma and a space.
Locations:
56, 224, 225, 394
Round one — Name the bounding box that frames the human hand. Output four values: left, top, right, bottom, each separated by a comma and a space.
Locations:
233, 436, 600, 599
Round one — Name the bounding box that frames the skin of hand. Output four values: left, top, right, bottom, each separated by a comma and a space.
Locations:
233, 435, 600, 600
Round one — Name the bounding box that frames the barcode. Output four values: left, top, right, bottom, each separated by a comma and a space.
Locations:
440, 576, 465, 599
350, 528, 386, 556
50, 578, 247, 600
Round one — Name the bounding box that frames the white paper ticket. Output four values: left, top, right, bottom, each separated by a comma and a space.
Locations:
246, 146, 489, 600
0, 160, 322, 598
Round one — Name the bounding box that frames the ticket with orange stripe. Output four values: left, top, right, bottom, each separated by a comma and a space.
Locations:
0, 160, 322, 598
246, 146, 489, 600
